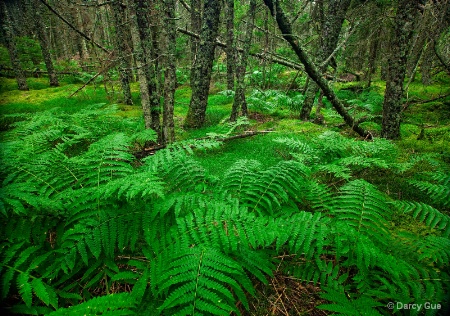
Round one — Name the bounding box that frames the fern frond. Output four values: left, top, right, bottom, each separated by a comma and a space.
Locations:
331, 180, 391, 244
153, 245, 253, 315
318, 288, 384, 316
47, 293, 135, 316
409, 172, 450, 206
237, 160, 308, 215
417, 235, 450, 267
392, 200, 450, 237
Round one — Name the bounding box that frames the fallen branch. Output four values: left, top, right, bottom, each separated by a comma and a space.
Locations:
69, 52, 116, 97
177, 28, 304, 71
402, 92, 450, 111
134, 130, 273, 158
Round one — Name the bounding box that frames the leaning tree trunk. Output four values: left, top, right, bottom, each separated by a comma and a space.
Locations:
112, 0, 133, 105
230, 0, 256, 122
30, 0, 59, 86
225, 0, 235, 91
262, 0, 369, 138
381, 0, 419, 139
185, 0, 221, 128
300, 0, 351, 121
0, 1, 29, 91
162, 0, 176, 144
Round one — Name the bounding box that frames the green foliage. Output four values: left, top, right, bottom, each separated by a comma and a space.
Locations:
1, 104, 449, 315
15, 37, 43, 69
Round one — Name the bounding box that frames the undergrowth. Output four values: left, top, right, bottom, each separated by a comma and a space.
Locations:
1, 103, 449, 315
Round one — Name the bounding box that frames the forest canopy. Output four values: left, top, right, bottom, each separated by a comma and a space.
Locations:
1, 0, 449, 315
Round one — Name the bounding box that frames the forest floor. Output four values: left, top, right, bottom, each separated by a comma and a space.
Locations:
1, 75, 449, 314
1, 75, 449, 186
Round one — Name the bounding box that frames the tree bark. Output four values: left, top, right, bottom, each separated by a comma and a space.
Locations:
190, 0, 202, 82
128, 0, 152, 129
230, 0, 256, 122
29, 0, 59, 87
0, 0, 29, 91
111, 0, 133, 105
381, 0, 419, 139
225, 0, 235, 91
262, 0, 369, 138
300, 0, 351, 121
185, 0, 221, 128
162, 0, 176, 144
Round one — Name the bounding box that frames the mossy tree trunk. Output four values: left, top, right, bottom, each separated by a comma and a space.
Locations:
133, 0, 161, 137
129, 0, 152, 129
190, 0, 202, 71
185, 0, 221, 128
300, 0, 351, 121
162, 0, 176, 144
28, 0, 59, 87
225, 0, 235, 92
112, 0, 133, 105
0, 0, 29, 91
381, 0, 419, 139
230, 0, 256, 122
262, 0, 369, 138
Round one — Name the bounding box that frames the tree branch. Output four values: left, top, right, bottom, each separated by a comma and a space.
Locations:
38, 0, 110, 54
177, 27, 305, 71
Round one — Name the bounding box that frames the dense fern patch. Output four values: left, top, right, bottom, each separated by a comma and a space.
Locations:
1, 103, 449, 315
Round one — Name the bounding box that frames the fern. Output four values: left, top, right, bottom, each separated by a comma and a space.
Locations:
392, 200, 450, 237
330, 180, 391, 244
152, 245, 254, 315
410, 171, 450, 207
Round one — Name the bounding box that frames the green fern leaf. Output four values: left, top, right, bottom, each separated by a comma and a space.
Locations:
331, 180, 390, 243
392, 201, 450, 237
31, 278, 49, 306
47, 293, 135, 316
17, 273, 32, 307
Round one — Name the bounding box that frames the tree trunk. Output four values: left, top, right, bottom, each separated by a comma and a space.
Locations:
112, 0, 133, 105
262, 0, 369, 138
381, 0, 419, 139
300, 0, 351, 121
128, 0, 152, 129
225, 0, 235, 91
30, 0, 59, 86
185, 0, 221, 128
421, 41, 433, 86
190, 0, 202, 83
0, 1, 29, 91
230, 0, 256, 122
162, 0, 176, 144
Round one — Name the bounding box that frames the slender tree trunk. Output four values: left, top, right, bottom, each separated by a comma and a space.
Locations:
133, 0, 161, 137
129, 0, 152, 129
162, 0, 176, 144
366, 28, 380, 88
225, 0, 235, 91
29, 0, 59, 86
230, 0, 256, 122
262, 0, 369, 138
1, 1, 29, 91
381, 0, 419, 139
190, 0, 202, 85
300, 0, 351, 121
421, 42, 433, 85
112, 0, 133, 105
185, 0, 221, 128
